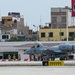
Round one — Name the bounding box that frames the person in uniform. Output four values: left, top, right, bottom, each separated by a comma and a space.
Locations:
13, 54, 16, 61
18, 54, 21, 61
8, 54, 11, 61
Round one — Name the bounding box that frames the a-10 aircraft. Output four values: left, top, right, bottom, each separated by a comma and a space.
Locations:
24, 42, 75, 60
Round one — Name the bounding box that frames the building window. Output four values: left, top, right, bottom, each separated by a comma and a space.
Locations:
69, 32, 74, 37
59, 32, 64, 36
2, 20, 4, 24
41, 33, 45, 37
2, 35, 9, 39
7, 19, 12, 21
14, 20, 17, 23
62, 16, 66, 22
49, 32, 53, 37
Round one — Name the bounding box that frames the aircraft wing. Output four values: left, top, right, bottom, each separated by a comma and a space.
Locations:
47, 46, 62, 53
24, 48, 43, 54
24, 49, 33, 54
38, 46, 48, 51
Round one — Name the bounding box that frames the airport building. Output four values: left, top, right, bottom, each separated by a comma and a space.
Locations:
0, 42, 31, 60
39, 26, 75, 41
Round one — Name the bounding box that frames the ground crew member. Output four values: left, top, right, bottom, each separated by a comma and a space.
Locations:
8, 54, 11, 61
18, 54, 21, 61
29, 55, 31, 61
13, 54, 16, 60
38, 54, 41, 61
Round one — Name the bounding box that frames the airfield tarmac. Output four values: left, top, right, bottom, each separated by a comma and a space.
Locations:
0, 66, 75, 75
0, 42, 75, 75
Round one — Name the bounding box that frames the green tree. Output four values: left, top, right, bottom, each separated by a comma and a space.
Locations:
6, 37, 24, 42
63, 35, 75, 41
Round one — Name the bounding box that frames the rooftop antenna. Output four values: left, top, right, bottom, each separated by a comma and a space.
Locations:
40, 15, 42, 25
66, 7, 68, 43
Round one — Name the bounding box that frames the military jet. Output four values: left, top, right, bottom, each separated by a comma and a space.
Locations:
47, 44, 75, 60
24, 42, 48, 55
24, 42, 75, 60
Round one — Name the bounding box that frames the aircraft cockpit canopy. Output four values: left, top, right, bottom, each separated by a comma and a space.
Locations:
32, 42, 43, 48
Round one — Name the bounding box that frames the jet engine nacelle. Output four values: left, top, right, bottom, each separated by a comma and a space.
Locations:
59, 44, 73, 51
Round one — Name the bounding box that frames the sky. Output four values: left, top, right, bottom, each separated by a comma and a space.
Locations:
0, 0, 71, 31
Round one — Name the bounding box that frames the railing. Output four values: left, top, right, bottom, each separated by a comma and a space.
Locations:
0, 41, 75, 46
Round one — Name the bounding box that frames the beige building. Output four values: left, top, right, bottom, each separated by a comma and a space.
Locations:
2, 16, 13, 25
39, 27, 75, 41
38, 7, 74, 41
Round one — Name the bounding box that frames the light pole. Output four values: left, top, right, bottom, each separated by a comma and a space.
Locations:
59, 8, 62, 41
33, 25, 38, 41
57, 8, 62, 41
66, 7, 68, 42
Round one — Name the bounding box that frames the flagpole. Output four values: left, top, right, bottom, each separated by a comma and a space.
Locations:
66, 8, 68, 43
